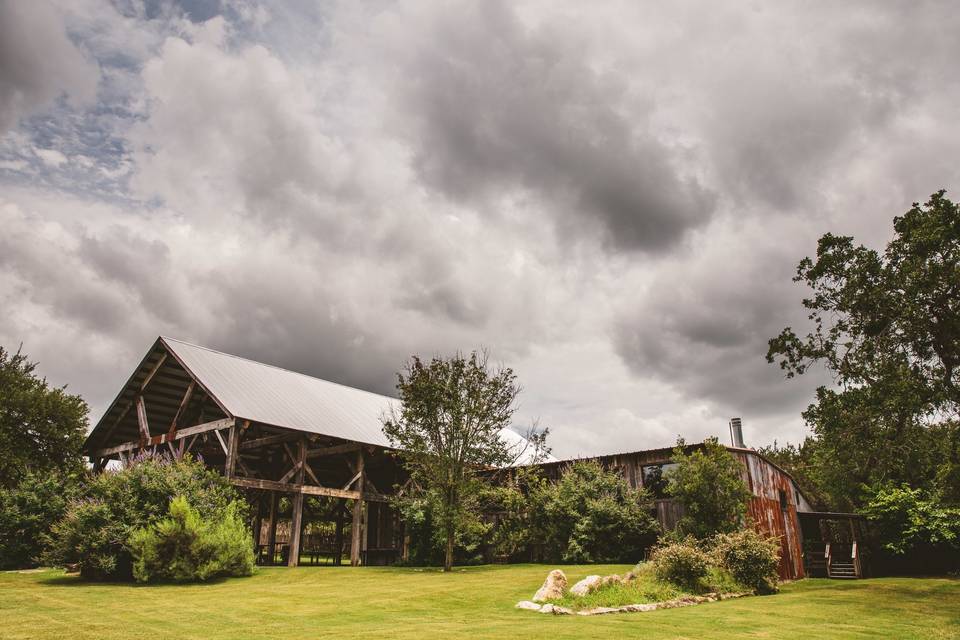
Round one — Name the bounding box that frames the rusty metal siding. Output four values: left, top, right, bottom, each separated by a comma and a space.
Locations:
537, 446, 807, 580
735, 451, 805, 580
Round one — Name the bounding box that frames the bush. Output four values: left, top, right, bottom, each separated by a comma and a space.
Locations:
650, 539, 710, 590
712, 529, 781, 594
667, 437, 752, 539
0, 471, 83, 569
529, 461, 661, 563
44, 453, 245, 581
129, 496, 254, 583
861, 484, 960, 555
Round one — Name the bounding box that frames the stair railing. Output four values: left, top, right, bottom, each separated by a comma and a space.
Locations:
852, 541, 861, 578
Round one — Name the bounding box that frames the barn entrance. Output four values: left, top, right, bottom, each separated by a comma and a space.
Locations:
251, 493, 402, 566
798, 512, 868, 579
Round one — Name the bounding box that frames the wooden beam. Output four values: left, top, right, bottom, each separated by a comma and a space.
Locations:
225, 422, 240, 478
278, 459, 303, 484
136, 396, 150, 442
306, 442, 362, 459
96, 353, 169, 447
363, 489, 391, 503
350, 449, 365, 567
334, 499, 345, 566
91, 418, 233, 458
240, 432, 301, 451
267, 491, 279, 565
343, 471, 361, 491
140, 352, 168, 394
227, 477, 388, 502
167, 380, 195, 436
214, 428, 230, 457
288, 438, 307, 567
282, 441, 320, 486
230, 477, 301, 493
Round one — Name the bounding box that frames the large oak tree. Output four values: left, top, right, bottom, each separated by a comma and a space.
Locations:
767, 191, 960, 509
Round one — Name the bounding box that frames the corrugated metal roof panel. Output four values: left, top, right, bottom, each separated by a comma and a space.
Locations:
160, 337, 554, 463
162, 337, 396, 447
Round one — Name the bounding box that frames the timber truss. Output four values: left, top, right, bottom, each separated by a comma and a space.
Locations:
85, 339, 401, 567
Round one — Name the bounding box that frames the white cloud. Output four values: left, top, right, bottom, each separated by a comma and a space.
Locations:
34, 148, 68, 168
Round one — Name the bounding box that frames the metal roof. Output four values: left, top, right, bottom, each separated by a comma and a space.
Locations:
163, 336, 397, 448
150, 337, 553, 464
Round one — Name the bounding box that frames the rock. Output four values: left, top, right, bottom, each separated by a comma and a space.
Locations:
621, 603, 658, 612
515, 601, 542, 611
532, 569, 568, 602
601, 574, 623, 588
570, 575, 603, 596
538, 604, 555, 614
551, 606, 574, 615
577, 606, 620, 616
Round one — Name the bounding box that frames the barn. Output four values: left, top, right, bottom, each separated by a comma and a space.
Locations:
84, 336, 861, 579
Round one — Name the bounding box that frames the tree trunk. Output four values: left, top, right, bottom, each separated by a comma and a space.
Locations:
444, 529, 454, 572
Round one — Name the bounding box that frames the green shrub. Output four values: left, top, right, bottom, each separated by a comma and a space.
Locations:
712, 529, 781, 594
0, 471, 84, 569
650, 539, 710, 590
666, 437, 752, 539
861, 484, 960, 555
528, 461, 660, 563
44, 453, 245, 581
129, 495, 254, 583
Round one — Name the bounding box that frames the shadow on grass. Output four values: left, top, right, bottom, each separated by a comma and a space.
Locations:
39, 571, 250, 588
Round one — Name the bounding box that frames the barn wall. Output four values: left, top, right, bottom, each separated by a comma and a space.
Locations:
533, 446, 806, 580
734, 451, 805, 580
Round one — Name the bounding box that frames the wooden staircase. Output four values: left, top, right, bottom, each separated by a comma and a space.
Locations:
825, 542, 862, 579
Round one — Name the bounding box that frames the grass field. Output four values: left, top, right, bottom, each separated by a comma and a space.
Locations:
2, 564, 957, 639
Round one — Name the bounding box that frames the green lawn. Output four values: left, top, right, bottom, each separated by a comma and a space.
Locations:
1, 565, 957, 639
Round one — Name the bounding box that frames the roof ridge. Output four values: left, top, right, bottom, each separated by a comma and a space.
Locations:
159, 336, 399, 403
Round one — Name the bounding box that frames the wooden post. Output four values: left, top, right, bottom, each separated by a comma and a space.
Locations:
287, 438, 307, 567
225, 422, 240, 478
252, 494, 263, 551
267, 492, 279, 565
334, 499, 345, 566
350, 449, 365, 566
136, 396, 150, 443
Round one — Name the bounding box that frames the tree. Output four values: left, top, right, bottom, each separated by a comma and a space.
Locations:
860, 484, 960, 557
527, 460, 660, 563
767, 191, 960, 508
666, 438, 751, 539
0, 345, 88, 488
382, 351, 520, 572
0, 470, 84, 569
757, 439, 829, 510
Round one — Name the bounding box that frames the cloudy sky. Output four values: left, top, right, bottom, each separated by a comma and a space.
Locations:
2, 0, 958, 458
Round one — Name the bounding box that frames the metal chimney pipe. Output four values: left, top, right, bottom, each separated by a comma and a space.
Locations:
729, 417, 745, 448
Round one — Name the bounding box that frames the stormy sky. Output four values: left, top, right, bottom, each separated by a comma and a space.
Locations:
2, 0, 958, 458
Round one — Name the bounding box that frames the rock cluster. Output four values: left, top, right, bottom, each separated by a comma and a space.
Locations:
517, 569, 752, 616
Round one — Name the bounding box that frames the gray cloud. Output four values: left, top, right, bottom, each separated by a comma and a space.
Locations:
390, 1, 715, 252
2, 1, 960, 457
0, 0, 100, 133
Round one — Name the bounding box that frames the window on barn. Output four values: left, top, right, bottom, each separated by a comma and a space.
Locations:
779, 489, 789, 511
641, 463, 678, 499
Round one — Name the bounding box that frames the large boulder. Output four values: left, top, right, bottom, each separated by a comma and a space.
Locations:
570, 575, 603, 596
532, 569, 568, 602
